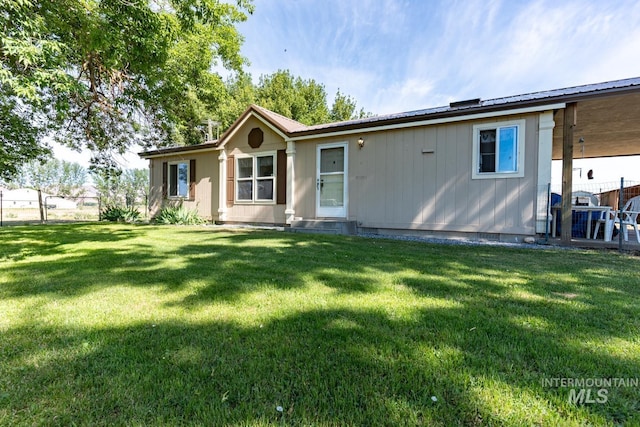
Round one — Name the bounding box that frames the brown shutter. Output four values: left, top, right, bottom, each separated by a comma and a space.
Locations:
162, 161, 168, 199
276, 149, 287, 205
226, 155, 234, 207
189, 159, 196, 199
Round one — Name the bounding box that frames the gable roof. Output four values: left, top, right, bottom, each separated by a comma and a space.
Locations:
140, 77, 640, 157
251, 105, 309, 133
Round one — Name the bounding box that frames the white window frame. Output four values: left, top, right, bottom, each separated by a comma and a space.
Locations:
472, 119, 525, 179
235, 152, 277, 203
168, 161, 190, 198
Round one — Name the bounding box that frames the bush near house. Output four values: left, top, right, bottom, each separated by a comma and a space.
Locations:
100, 205, 141, 223
153, 204, 205, 225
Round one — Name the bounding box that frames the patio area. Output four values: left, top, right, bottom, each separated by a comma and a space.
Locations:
546, 179, 640, 252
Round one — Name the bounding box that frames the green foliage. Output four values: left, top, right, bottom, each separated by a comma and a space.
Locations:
331, 88, 373, 122
91, 167, 147, 208
1, 224, 639, 425
100, 205, 141, 223
0, 99, 50, 181
11, 158, 87, 196
58, 161, 87, 198
92, 168, 123, 207
0, 0, 72, 103
24, 158, 59, 192
1, 0, 253, 176
255, 69, 329, 125
215, 72, 256, 129
154, 203, 205, 225
122, 169, 149, 208
218, 70, 371, 129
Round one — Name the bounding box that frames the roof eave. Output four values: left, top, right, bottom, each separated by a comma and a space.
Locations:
138, 141, 220, 158
290, 81, 640, 138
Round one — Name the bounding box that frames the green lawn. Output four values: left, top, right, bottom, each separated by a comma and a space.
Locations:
1, 224, 638, 426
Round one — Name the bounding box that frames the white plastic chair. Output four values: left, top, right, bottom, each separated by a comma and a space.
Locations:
595, 195, 640, 242
592, 208, 615, 240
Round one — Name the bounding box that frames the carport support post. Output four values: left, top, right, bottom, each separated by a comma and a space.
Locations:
561, 102, 577, 244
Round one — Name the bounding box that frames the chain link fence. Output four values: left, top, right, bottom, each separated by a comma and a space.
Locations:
0, 190, 102, 226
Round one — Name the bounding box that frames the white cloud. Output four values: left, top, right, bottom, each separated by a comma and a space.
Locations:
52, 141, 148, 171
368, 78, 440, 115
237, 0, 640, 182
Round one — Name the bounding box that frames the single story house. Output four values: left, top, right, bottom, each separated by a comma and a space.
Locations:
139, 77, 640, 242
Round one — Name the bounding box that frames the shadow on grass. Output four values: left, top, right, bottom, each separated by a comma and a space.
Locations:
6, 225, 639, 304
1, 306, 637, 425
1, 224, 639, 424
0, 223, 147, 262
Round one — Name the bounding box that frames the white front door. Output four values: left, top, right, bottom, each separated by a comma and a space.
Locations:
317, 142, 348, 218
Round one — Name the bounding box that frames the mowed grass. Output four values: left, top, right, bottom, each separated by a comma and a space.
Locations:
0, 224, 638, 426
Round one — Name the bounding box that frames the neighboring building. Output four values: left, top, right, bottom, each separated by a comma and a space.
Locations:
0, 188, 78, 209
140, 77, 640, 242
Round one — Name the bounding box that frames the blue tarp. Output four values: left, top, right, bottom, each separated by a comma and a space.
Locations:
551, 193, 608, 238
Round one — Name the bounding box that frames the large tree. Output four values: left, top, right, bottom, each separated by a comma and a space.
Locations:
121, 168, 149, 208
255, 69, 329, 125
218, 69, 371, 129
0, 0, 69, 180
11, 158, 87, 197
215, 72, 256, 129
330, 89, 372, 122
1, 0, 253, 179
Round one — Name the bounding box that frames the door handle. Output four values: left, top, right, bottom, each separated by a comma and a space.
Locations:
317, 178, 324, 191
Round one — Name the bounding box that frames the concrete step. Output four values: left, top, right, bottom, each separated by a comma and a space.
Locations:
288, 220, 357, 235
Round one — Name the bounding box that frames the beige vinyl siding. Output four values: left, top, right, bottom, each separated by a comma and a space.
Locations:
292, 140, 316, 219
148, 160, 162, 217
224, 116, 288, 223
295, 114, 538, 235
148, 152, 219, 221
225, 204, 287, 223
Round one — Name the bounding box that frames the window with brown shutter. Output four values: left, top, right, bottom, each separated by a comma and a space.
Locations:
162, 162, 168, 199
226, 155, 234, 207
164, 160, 192, 199
189, 159, 196, 199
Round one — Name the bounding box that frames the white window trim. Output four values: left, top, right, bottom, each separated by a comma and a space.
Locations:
168, 160, 190, 198
472, 119, 525, 179
235, 151, 277, 204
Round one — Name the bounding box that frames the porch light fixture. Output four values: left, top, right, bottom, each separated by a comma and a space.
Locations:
357, 137, 365, 149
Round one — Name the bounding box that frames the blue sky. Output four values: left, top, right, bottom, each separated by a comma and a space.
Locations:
227, 0, 640, 184
237, 0, 640, 115
57, 0, 640, 181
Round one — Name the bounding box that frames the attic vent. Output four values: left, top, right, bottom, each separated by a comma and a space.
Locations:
449, 98, 481, 108
248, 127, 264, 148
